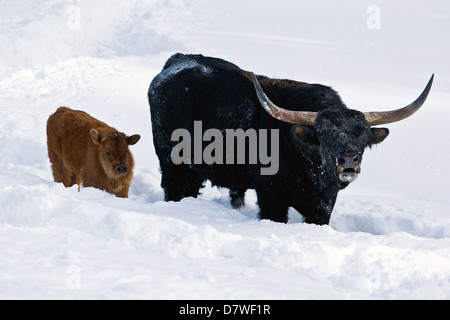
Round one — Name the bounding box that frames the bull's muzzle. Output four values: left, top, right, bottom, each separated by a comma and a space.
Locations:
336, 152, 361, 182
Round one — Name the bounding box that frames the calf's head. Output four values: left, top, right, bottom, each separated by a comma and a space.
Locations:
251, 73, 433, 183
90, 129, 141, 177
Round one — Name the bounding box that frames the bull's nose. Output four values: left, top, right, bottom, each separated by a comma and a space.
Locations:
336, 152, 361, 182
117, 166, 127, 174
336, 152, 361, 169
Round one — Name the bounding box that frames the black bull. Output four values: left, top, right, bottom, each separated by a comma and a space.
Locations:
148, 53, 433, 225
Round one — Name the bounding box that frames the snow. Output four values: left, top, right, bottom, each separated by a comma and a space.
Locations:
1, 0, 450, 300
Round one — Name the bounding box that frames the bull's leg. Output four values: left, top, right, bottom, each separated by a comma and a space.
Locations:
303, 214, 331, 225
256, 189, 289, 223
293, 194, 336, 225
160, 163, 205, 202
230, 188, 246, 209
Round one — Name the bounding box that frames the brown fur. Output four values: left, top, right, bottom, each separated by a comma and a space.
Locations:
47, 107, 141, 198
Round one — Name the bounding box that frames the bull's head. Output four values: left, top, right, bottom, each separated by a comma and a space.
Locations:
251, 73, 434, 183
90, 129, 141, 178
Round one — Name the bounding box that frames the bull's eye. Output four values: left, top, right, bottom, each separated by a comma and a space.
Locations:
106, 151, 112, 157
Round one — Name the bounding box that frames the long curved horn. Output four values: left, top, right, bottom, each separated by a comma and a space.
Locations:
364, 74, 434, 126
251, 72, 317, 125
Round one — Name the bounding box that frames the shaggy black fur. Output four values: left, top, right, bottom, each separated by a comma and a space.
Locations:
148, 53, 389, 225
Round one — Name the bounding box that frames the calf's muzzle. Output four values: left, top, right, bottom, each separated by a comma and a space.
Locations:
117, 166, 128, 175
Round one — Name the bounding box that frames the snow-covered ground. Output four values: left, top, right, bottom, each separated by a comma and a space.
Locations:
1, 0, 450, 300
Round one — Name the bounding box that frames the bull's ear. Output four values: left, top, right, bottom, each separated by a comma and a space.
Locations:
128, 134, 141, 146
292, 125, 319, 147
90, 129, 100, 145
370, 128, 389, 145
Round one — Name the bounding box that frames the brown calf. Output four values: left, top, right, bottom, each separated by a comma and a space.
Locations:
47, 107, 141, 198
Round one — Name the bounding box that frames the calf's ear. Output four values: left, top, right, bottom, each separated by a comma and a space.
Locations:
370, 128, 389, 145
90, 129, 100, 144
127, 134, 141, 146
